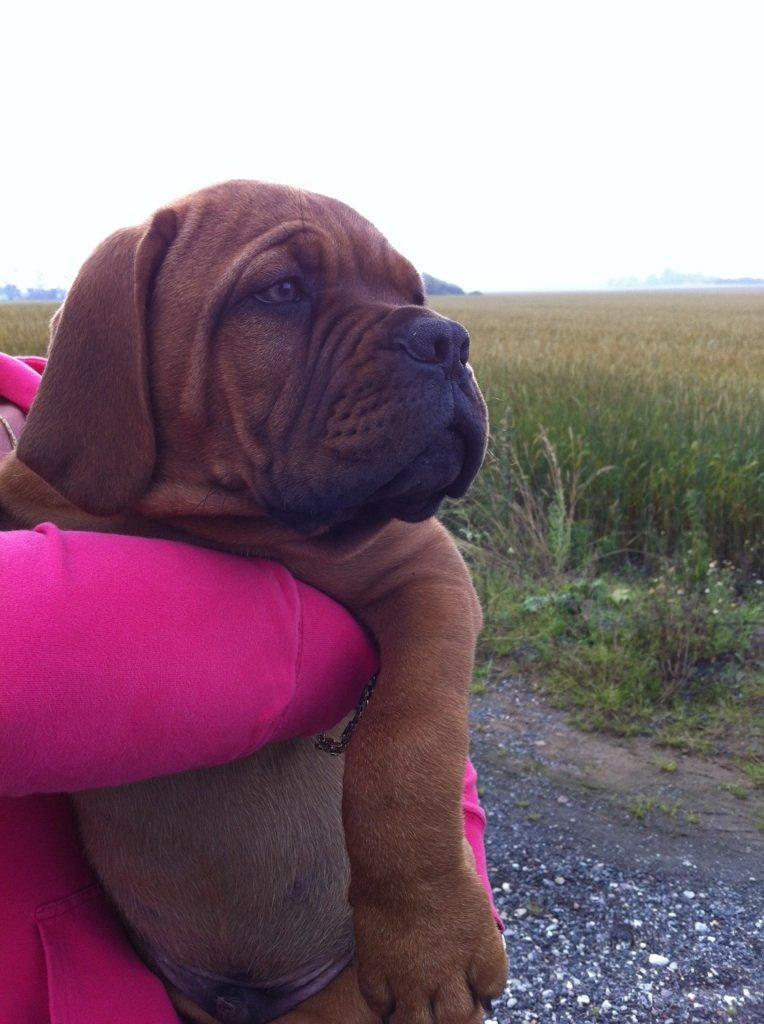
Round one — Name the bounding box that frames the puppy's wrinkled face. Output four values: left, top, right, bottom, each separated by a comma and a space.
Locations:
148, 181, 487, 535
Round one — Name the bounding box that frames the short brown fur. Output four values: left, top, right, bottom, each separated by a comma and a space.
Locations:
0, 181, 506, 1023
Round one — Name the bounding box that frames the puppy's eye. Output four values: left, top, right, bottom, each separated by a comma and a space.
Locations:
255, 278, 304, 304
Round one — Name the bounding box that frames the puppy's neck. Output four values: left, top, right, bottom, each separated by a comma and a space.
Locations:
0, 455, 391, 564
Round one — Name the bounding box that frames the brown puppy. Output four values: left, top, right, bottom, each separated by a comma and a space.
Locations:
0, 181, 507, 1023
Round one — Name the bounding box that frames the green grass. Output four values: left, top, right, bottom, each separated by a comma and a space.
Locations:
429, 290, 763, 757
466, 552, 763, 750
740, 757, 764, 788
722, 782, 750, 800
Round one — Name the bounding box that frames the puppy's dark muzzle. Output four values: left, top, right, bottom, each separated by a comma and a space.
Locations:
268, 309, 487, 534
386, 311, 487, 508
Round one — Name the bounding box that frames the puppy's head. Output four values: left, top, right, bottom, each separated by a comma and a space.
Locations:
18, 181, 487, 535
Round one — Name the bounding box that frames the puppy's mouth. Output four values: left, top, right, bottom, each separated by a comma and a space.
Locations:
265, 382, 488, 535
370, 430, 468, 523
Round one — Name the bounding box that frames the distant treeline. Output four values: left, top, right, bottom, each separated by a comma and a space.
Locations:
608, 268, 764, 289
0, 283, 67, 302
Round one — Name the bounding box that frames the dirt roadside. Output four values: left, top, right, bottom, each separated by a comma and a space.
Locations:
472, 676, 762, 884
469, 677, 763, 1023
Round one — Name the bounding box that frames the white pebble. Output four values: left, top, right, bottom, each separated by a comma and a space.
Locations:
554, 875, 565, 885
501, 882, 511, 892
682, 889, 695, 899
577, 994, 591, 1005
649, 954, 670, 966
694, 921, 709, 933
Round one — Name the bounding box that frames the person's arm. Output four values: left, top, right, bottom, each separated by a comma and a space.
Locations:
0, 523, 499, 921
0, 523, 376, 795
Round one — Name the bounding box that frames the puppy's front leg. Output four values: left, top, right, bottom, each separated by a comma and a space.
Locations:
341, 521, 507, 1023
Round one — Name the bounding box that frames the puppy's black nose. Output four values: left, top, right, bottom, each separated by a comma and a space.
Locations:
398, 318, 470, 369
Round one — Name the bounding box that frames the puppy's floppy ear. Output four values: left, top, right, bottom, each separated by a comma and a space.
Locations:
17, 208, 177, 516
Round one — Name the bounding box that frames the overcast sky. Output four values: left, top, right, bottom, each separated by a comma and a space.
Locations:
2, 0, 763, 292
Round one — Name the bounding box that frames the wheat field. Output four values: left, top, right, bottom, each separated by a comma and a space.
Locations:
0, 301, 57, 357
433, 290, 764, 574
2, 290, 763, 572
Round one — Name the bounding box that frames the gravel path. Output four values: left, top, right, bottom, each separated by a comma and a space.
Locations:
470, 679, 764, 1023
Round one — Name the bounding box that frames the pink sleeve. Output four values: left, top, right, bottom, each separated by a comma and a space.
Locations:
463, 760, 504, 930
0, 524, 376, 796
0, 524, 499, 921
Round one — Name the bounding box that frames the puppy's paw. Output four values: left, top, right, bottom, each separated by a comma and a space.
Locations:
353, 868, 507, 1023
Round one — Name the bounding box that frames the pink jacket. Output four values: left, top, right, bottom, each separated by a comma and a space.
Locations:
0, 354, 497, 1024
